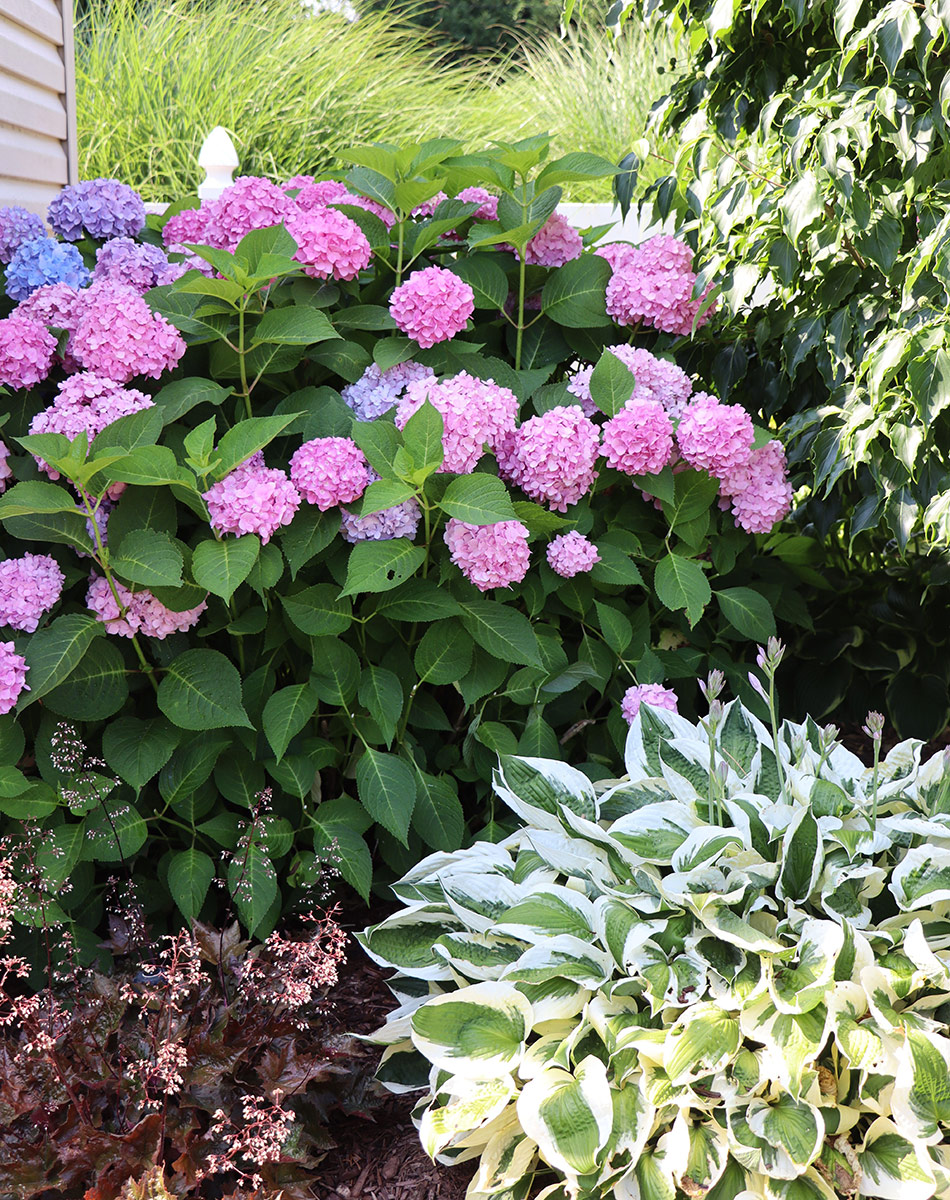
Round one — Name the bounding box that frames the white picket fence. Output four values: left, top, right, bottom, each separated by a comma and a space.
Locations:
145, 126, 665, 245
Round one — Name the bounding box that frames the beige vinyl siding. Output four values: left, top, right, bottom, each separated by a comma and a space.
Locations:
0, 0, 77, 216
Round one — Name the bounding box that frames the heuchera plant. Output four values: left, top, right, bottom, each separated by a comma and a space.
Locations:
0, 139, 803, 940
362, 647, 950, 1200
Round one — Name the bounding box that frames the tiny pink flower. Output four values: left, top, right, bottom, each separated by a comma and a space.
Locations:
622, 682, 678, 725
546, 532, 600, 578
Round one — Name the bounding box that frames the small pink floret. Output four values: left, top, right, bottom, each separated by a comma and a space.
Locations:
622, 682, 678, 725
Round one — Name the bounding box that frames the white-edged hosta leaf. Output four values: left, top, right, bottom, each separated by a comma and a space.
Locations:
517, 1055, 613, 1179
857, 1117, 936, 1200
889, 845, 950, 911
608, 801, 702, 864
420, 1076, 516, 1157
746, 1094, 823, 1171
763, 1170, 838, 1200
515, 977, 591, 1024
433, 932, 527, 981
768, 919, 843, 1014
606, 1073, 654, 1165
661, 1112, 730, 1195
694, 905, 786, 954
664, 1002, 740, 1083
593, 897, 656, 970
411, 981, 532, 1078
376, 1040, 433, 1093
624, 703, 699, 779
358, 910, 460, 980
501, 934, 614, 989
496, 886, 596, 941
658, 736, 714, 804
891, 1027, 950, 1144
776, 806, 823, 902
441, 871, 529, 934
472, 1119, 539, 1196
672, 826, 746, 873
494, 755, 598, 829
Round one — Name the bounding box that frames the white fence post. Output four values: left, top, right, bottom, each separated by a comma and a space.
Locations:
197, 127, 240, 202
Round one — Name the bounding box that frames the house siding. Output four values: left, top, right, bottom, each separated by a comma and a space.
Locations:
0, 0, 77, 214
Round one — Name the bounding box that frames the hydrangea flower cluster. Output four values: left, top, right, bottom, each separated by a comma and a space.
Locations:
622, 682, 679, 724
13, 282, 84, 370
389, 266, 474, 348
396, 372, 519, 474
86, 575, 207, 639
601, 396, 674, 477
498, 405, 600, 512
444, 519, 530, 591
293, 179, 395, 226
29, 374, 154, 478
719, 440, 794, 533
285, 207, 371, 281
71, 282, 186, 382
289, 437, 369, 511
341, 360, 435, 422
524, 211, 583, 268
0, 206, 46, 264
456, 186, 498, 221
0, 554, 65, 632
161, 205, 213, 249
205, 177, 295, 250
48, 179, 146, 242
0, 643, 28, 714
546, 532, 600, 578
4, 237, 91, 301
0, 443, 11, 495
0, 314, 56, 389
568, 345, 694, 421
93, 238, 178, 292
604, 233, 716, 336
675, 392, 754, 478
340, 471, 421, 543
203, 452, 300, 543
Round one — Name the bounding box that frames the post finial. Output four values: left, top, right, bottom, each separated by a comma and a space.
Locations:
197, 127, 239, 201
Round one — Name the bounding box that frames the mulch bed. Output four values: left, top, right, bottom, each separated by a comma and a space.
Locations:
311, 908, 474, 1200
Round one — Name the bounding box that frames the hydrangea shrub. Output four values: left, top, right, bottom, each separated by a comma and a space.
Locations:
363, 686, 950, 1200
0, 144, 804, 939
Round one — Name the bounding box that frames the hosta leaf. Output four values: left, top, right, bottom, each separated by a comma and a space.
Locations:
890, 846, 950, 911
769, 919, 843, 1015
412, 981, 532, 1078
517, 1056, 613, 1178
747, 1094, 823, 1169
664, 1002, 740, 1083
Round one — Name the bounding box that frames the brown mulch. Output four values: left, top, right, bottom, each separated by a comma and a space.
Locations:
311, 907, 475, 1200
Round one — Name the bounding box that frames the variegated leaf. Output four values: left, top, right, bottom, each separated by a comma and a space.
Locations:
411, 981, 532, 1079
517, 1055, 613, 1179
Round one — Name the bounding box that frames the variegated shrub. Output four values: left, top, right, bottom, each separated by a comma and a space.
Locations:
360, 699, 950, 1200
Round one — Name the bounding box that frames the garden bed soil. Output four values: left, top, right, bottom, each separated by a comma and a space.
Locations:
314, 913, 473, 1200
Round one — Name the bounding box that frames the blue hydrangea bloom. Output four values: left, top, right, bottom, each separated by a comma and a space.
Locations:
4, 237, 92, 302
0, 206, 47, 264
47, 179, 146, 242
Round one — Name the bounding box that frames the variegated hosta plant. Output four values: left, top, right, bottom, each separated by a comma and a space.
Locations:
360, 697, 950, 1200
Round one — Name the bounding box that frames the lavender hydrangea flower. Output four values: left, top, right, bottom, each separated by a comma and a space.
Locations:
4, 237, 91, 302
0, 206, 46, 264
93, 237, 176, 292
341, 360, 435, 422
47, 179, 146, 242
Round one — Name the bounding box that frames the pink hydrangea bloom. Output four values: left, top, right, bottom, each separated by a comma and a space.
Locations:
161, 206, 213, 248
293, 180, 349, 209
0, 442, 11, 494
0, 313, 56, 388
289, 437, 369, 511
342, 193, 396, 229
497, 405, 600, 512
606, 263, 715, 335
389, 266, 474, 348
719, 440, 793, 533
457, 187, 498, 221
444, 518, 530, 592
635, 234, 696, 273
396, 371, 518, 474
546, 532, 600, 578
0, 643, 28, 714
676, 393, 754, 479
71, 281, 186, 382
285, 207, 371, 281
412, 192, 448, 218
524, 212, 583, 268
283, 174, 316, 191
86, 574, 206, 638
567, 345, 694, 420
30, 374, 153, 484
14, 282, 84, 368
595, 242, 637, 272
601, 397, 674, 476
205, 176, 295, 250
622, 682, 679, 724
0, 553, 64, 632
203, 452, 301, 543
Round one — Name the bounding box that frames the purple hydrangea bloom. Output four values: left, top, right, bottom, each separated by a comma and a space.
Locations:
4, 237, 91, 302
93, 237, 176, 292
0, 206, 47, 264
47, 179, 146, 242
341, 360, 435, 422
